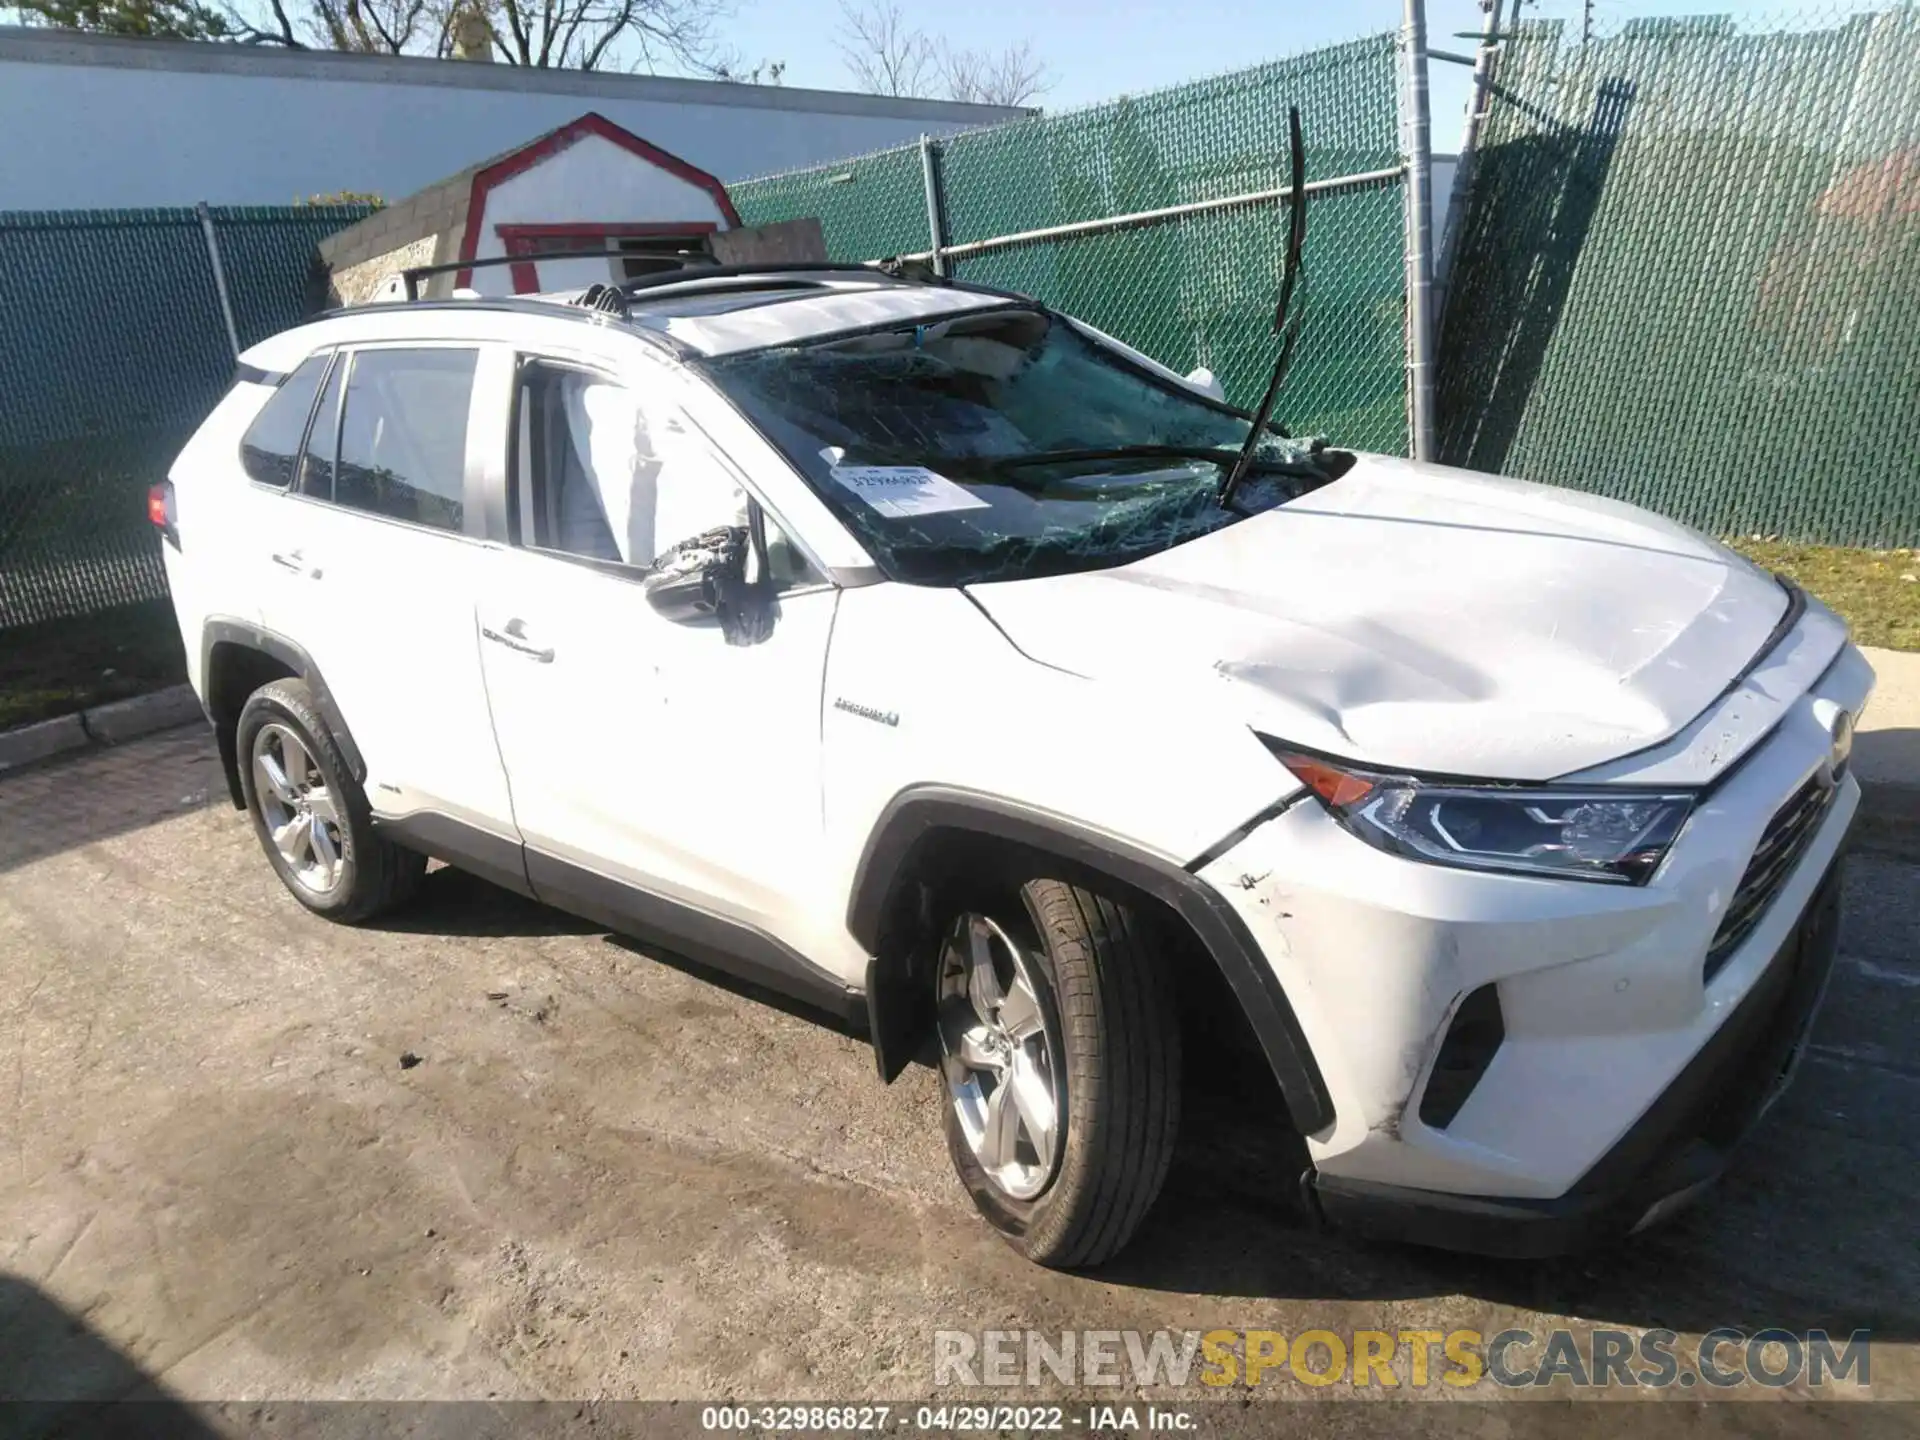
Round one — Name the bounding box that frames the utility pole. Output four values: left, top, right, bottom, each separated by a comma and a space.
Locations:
1582, 0, 1593, 45
1400, 0, 1437, 464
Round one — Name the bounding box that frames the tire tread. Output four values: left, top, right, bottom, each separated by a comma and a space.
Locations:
238, 677, 424, 924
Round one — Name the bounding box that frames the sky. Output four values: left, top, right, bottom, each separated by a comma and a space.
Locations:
720, 0, 1886, 149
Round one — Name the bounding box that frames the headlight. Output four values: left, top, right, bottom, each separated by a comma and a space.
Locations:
1266, 745, 1695, 885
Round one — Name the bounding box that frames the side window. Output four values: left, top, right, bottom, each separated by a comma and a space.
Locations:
511, 358, 823, 591
238, 353, 329, 488
330, 348, 477, 533
298, 354, 344, 501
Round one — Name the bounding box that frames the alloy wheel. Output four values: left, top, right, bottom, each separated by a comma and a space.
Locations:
936, 912, 1064, 1200
252, 722, 345, 895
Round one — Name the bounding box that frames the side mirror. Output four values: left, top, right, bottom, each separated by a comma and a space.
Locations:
642, 523, 775, 645
1184, 366, 1226, 402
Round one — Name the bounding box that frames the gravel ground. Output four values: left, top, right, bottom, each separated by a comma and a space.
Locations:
0, 726, 1915, 1424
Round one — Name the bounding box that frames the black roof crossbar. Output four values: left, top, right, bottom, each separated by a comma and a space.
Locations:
622, 261, 1038, 311
399, 251, 935, 302
398, 248, 711, 300
398, 250, 1036, 312
618, 260, 934, 293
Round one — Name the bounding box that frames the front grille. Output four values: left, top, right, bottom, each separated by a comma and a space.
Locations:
1703, 769, 1839, 982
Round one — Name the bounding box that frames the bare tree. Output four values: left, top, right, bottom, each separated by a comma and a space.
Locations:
484, 0, 729, 70
303, 0, 453, 53
938, 37, 1047, 107
200, 0, 735, 68
837, 0, 1046, 105
835, 0, 931, 97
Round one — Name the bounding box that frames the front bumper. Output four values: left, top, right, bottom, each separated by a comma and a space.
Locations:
1193, 635, 1871, 1254
1307, 844, 1845, 1258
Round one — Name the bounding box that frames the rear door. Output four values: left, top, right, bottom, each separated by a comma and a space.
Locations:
258, 341, 518, 843
218, 353, 334, 629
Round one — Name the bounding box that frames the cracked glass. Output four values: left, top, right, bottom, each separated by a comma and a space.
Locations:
702, 308, 1343, 585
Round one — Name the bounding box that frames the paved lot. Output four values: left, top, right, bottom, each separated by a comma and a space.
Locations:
1, 726, 1917, 1416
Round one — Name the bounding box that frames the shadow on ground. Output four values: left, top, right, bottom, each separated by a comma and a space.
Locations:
5, 725, 1917, 1350
0, 727, 223, 875
0, 1275, 216, 1439
362, 864, 600, 940
1855, 726, 1920, 859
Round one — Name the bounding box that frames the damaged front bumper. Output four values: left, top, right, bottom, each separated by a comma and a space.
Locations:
1304, 849, 1844, 1258
1191, 641, 1867, 1258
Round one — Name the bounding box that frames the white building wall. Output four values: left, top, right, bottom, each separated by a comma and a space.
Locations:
0, 29, 1025, 211
471, 133, 729, 257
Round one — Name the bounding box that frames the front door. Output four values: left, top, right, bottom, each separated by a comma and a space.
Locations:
474, 356, 844, 968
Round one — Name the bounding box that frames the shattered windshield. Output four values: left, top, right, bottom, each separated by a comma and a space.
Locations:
700, 307, 1341, 585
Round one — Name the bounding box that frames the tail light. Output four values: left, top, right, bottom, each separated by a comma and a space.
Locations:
148, 480, 179, 549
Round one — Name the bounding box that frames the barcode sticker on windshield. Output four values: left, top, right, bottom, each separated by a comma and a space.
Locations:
827, 464, 990, 519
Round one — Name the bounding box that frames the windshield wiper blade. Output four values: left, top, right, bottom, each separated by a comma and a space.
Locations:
1220, 105, 1308, 512
984, 445, 1245, 469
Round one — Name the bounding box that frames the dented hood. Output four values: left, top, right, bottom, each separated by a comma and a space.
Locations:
964, 456, 1791, 780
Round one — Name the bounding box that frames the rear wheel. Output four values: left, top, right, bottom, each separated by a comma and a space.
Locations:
936, 876, 1181, 1268
237, 678, 424, 923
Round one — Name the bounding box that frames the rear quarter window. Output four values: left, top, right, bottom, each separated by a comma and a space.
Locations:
239, 354, 330, 488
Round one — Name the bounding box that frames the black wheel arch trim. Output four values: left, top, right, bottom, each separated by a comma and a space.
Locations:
848, 784, 1336, 1135
202, 620, 367, 807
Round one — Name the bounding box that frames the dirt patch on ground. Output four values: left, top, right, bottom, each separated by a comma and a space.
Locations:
2, 728, 1916, 1416
0, 599, 187, 728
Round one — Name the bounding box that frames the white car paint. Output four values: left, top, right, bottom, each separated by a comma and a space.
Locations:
965, 456, 1797, 781
162, 272, 1877, 1222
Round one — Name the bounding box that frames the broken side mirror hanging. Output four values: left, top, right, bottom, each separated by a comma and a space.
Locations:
641, 504, 777, 645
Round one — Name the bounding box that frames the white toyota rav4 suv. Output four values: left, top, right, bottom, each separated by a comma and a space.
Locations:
158, 262, 1874, 1269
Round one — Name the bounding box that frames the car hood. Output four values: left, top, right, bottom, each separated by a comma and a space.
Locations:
963, 455, 1791, 780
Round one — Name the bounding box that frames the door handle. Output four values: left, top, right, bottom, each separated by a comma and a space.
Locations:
271, 550, 322, 579
481, 621, 555, 663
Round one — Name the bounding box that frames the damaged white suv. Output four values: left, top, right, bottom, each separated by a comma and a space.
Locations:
158, 262, 1874, 1268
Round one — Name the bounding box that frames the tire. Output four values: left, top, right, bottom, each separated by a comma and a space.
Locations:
236, 677, 425, 923
935, 876, 1181, 1268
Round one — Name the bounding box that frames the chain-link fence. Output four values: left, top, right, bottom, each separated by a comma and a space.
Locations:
1437, 7, 1920, 547
0, 205, 370, 628
734, 35, 1412, 454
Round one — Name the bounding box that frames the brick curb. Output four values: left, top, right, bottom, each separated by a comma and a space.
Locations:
0, 684, 204, 772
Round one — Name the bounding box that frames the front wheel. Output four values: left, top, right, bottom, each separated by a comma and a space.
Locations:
936, 877, 1181, 1268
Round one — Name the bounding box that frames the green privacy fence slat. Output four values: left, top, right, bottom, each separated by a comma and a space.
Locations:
732, 36, 1410, 456
0, 205, 370, 628
951, 180, 1410, 455
731, 143, 934, 268
938, 36, 1400, 240
1436, 8, 1920, 547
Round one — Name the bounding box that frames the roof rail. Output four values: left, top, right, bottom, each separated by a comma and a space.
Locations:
618, 261, 1041, 312
397, 247, 718, 300
397, 249, 1034, 311
617, 259, 932, 293
398, 251, 943, 302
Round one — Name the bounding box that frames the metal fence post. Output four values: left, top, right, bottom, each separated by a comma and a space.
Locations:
1433, 0, 1505, 328
196, 201, 243, 361
1400, 0, 1438, 463
919, 134, 950, 277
